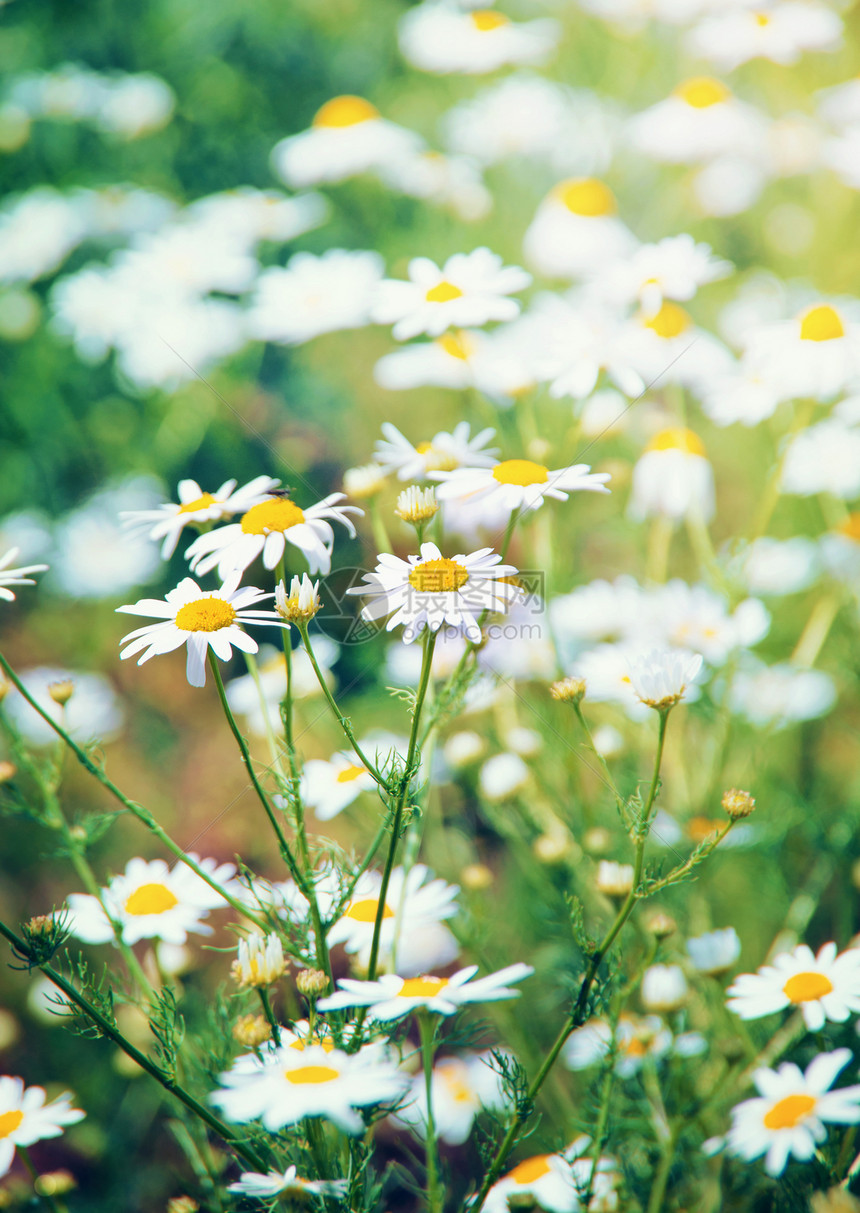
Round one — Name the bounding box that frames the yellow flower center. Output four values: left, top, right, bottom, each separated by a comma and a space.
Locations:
174, 597, 238, 633
284, 1065, 340, 1085
643, 301, 691, 339
289, 1035, 336, 1052
783, 971, 834, 1003
178, 492, 217, 515
240, 499, 306, 534
554, 178, 617, 217
645, 427, 705, 456
470, 10, 510, 30
313, 96, 379, 128
336, 763, 368, 783
345, 897, 395, 923
0, 1110, 24, 1139
437, 331, 475, 361
754, 11, 771, 24
415, 442, 460, 472
763, 1093, 817, 1130
799, 304, 845, 342
398, 976, 448, 998
492, 459, 549, 486
837, 513, 860, 542
408, 558, 470, 593
674, 77, 731, 108
426, 280, 464, 304
440, 1064, 474, 1103
124, 883, 180, 916
508, 1155, 553, 1184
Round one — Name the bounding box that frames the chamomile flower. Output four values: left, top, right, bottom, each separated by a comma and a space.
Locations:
228, 1167, 347, 1200
629, 428, 715, 521
378, 150, 492, 221
393, 1051, 507, 1145
780, 418, 860, 498
372, 248, 531, 341
619, 302, 733, 389
347, 541, 523, 644
524, 292, 645, 400
271, 95, 423, 188
116, 574, 287, 688
66, 856, 225, 945
120, 476, 277, 559
433, 457, 611, 517
563, 1014, 675, 1078
687, 927, 742, 976
185, 492, 361, 580
0, 1078, 84, 1179
727, 942, 860, 1031
0, 547, 48, 601
212, 1041, 407, 1135
399, 4, 560, 75
727, 1049, 860, 1176
300, 750, 376, 820
523, 179, 636, 279
248, 249, 384, 345
699, 367, 784, 427
590, 234, 732, 315
318, 962, 533, 1020
627, 648, 703, 710
374, 421, 498, 480
746, 303, 860, 402
479, 1148, 583, 1213
685, 2, 842, 71
628, 78, 767, 165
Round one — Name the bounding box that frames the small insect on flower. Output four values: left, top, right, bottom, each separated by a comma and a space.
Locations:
0, 1077, 84, 1178
727, 942, 860, 1031
727, 1049, 860, 1176
0, 547, 49, 602
116, 573, 288, 688
317, 962, 534, 1021
228, 1166, 348, 1201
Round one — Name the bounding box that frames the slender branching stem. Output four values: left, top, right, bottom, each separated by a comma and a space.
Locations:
419, 1012, 442, 1213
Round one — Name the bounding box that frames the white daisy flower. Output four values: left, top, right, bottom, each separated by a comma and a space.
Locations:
781, 417, 860, 499
300, 750, 376, 820
228, 1166, 347, 1200
744, 302, 860, 402
433, 457, 611, 518
120, 475, 278, 559
627, 78, 768, 165
346, 541, 523, 644
522, 178, 637, 279
374, 329, 534, 402
323, 864, 460, 977
732, 537, 820, 597
480, 1148, 582, 1213
392, 1051, 507, 1145
729, 662, 838, 727
65, 856, 226, 945
0, 1078, 84, 1179
185, 492, 361, 580
563, 1014, 673, 1078
641, 964, 689, 1012
374, 420, 498, 481
271, 95, 423, 188
248, 249, 384, 345
0, 547, 48, 602
727, 942, 860, 1031
523, 291, 645, 400
399, 4, 560, 75
590, 234, 732, 315
687, 927, 742, 976
727, 1049, 860, 1176
116, 574, 287, 689
317, 962, 533, 1021
626, 648, 703, 710
654, 581, 770, 666
372, 248, 530, 341
225, 639, 337, 734
817, 75, 860, 127
212, 1040, 407, 1135
618, 302, 733, 390
478, 752, 530, 801
378, 150, 492, 221
685, 2, 842, 71
699, 367, 784, 428
232, 932, 287, 989
629, 428, 715, 522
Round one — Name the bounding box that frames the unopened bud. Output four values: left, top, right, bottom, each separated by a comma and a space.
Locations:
343, 464, 387, 500
395, 485, 438, 525
645, 910, 676, 940
0, 761, 15, 784
296, 968, 329, 998
533, 833, 570, 864
275, 575, 320, 625
47, 679, 75, 706
550, 677, 586, 705
26, 915, 55, 936
583, 828, 611, 856
35, 1172, 76, 1198
722, 788, 755, 820
232, 1014, 271, 1048
460, 863, 493, 891
595, 860, 634, 898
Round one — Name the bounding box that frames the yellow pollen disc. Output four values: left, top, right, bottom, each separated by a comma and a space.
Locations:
437, 331, 475, 361
508, 1155, 553, 1184
408, 557, 469, 593
312, 95, 379, 128
687, 816, 722, 842
398, 976, 448, 998
124, 883, 179, 916
336, 764, 368, 783
346, 897, 394, 923
284, 1064, 340, 1085
470, 10, 510, 30
624, 1036, 649, 1058
440, 1066, 474, 1103
0, 1110, 24, 1139
415, 442, 460, 472
763, 1093, 817, 1130
174, 597, 237, 633
178, 492, 217, 515
426, 280, 464, 304
492, 458, 549, 486
645, 427, 705, 456
289, 1035, 336, 1052
799, 304, 845, 342
643, 301, 691, 339
837, 513, 860, 542
754, 11, 771, 23
554, 178, 616, 217
674, 77, 731, 108
783, 971, 834, 1003
240, 498, 305, 535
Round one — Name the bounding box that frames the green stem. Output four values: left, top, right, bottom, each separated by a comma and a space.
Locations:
19, 1146, 63, 1213
419, 1013, 442, 1213
646, 1122, 680, 1213
368, 497, 393, 556
0, 653, 266, 929
572, 701, 628, 826
0, 918, 268, 1173
257, 986, 281, 1046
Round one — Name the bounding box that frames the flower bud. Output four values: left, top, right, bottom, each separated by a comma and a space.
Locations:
443, 731, 485, 769
232, 1014, 272, 1048
344, 464, 387, 500
0, 761, 15, 784
550, 676, 586, 704
645, 910, 676, 940
595, 860, 634, 898
231, 932, 287, 989
534, 833, 571, 864
583, 827, 611, 855
35, 1172, 76, 1198
395, 485, 439, 525
722, 788, 755, 820
296, 968, 329, 998
641, 964, 688, 1012
275, 575, 320, 625
47, 679, 75, 706
460, 863, 493, 891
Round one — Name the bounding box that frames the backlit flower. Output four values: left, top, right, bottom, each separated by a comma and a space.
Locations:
399, 4, 560, 75
627, 648, 703, 710
629, 428, 715, 521
0, 546, 48, 602
628, 78, 767, 165
523, 178, 636, 279
248, 249, 384, 345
